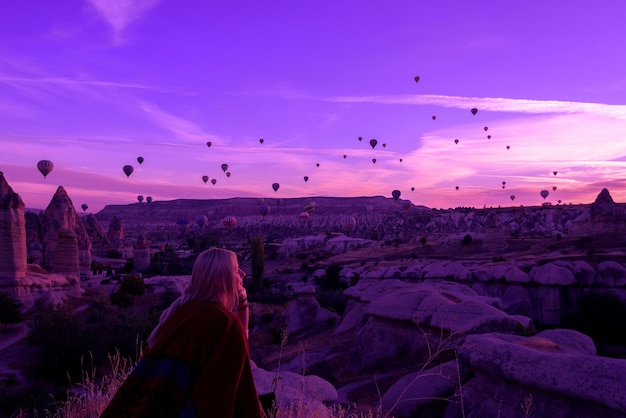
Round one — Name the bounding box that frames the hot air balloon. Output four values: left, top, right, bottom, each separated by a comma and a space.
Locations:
400, 200, 411, 211
146, 196, 153, 203
221, 164, 228, 172
316, 163, 320, 167
510, 195, 516, 201
222, 216, 237, 229
399, 158, 403, 162
259, 204, 270, 217
456, 186, 459, 191
137, 156, 144, 165
483, 127, 488, 132
487, 135, 491, 139
540, 190, 549, 200
259, 138, 264, 144
411, 187, 415, 192
226, 172, 231, 178
432, 116, 437, 121
343, 154, 347, 159
123, 165, 134, 177
372, 158, 376, 164
369, 139, 377, 149
196, 215, 208, 228
206, 141, 212, 148
304, 203, 315, 214
303, 176, 309, 182
414, 76, 420, 83
37, 160, 54, 178
81, 203, 88, 212
272, 182, 280, 192
553, 171, 558, 176
342, 216, 356, 232
299, 212, 310, 222
391, 189, 401, 200
471, 108, 478, 115
211, 179, 217, 185
382, 143, 387, 148
358, 136, 362, 141
137, 195, 144, 203
202, 175, 209, 184
454, 139, 459, 144
552, 186, 557, 191
506, 145, 510, 150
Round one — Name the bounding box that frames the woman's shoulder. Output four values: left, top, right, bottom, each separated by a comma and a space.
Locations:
178, 300, 241, 329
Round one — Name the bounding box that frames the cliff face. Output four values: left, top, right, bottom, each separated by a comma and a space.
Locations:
41, 186, 91, 278
0, 172, 26, 285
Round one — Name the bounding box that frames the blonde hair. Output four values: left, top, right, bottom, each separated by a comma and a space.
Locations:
147, 247, 238, 347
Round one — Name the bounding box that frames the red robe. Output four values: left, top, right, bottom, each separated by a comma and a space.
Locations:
101, 301, 263, 418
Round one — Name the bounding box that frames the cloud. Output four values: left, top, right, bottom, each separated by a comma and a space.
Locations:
88, 0, 160, 39
137, 100, 224, 145
322, 94, 626, 120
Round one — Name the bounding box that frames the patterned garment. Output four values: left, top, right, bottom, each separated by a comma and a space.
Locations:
101, 301, 263, 418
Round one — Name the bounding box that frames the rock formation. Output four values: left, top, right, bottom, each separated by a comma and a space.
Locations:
83, 213, 112, 257
134, 232, 151, 272
0, 172, 26, 286
40, 186, 91, 279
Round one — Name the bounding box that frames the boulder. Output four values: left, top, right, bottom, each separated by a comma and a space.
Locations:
596, 261, 626, 287
456, 330, 626, 416
252, 361, 337, 417
572, 260, 596, 286
380, 360, 472, 418
278, 295, 339, 337
503, 266, 531, 283
531, 262, 576, 285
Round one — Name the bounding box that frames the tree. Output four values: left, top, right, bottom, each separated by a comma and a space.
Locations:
250, 235, 265, 291
119, 274, 146, 303
0, 292, 23, 332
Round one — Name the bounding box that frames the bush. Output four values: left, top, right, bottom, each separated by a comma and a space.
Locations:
105, 249, 123, 259
250, 235, 265, 291
461, 234, 473, 246
314, 263, 344, 290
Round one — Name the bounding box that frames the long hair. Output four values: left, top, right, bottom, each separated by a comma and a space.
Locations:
147, 247, 238, 348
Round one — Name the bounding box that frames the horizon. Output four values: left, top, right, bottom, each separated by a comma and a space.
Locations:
2, 1, 626, 212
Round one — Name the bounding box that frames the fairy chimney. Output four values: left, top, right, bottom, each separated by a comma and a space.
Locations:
52, 229, 80, 281
134, 232, 151, 272
108, 216, 124, 242
41, 186, 92, 278
0, 172, 27, 286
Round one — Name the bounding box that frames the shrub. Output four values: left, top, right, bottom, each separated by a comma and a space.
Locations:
250, 235, 265, 291
105, 249, 123, 259
461, 234, 473, 246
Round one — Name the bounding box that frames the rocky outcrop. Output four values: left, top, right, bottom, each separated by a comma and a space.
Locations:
107, 216, 134, 259
83, 213, 112, 257
51, 229, 80, 281
447, 330, 626, 417
40, 186, 91, 279
0, 172, 26, 286
134, 232, 151, 272
275, 287, 340, 338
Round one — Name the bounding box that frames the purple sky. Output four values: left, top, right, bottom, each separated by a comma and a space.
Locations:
2, 1, 626, 213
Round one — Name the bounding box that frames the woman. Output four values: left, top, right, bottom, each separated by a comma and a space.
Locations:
101, 247, 263, 418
